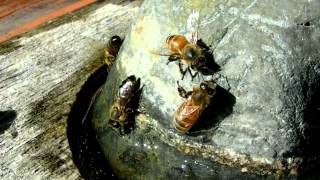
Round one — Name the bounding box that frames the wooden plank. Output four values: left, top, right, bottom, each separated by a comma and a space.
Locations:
0, 0, 97, 43
0, 0, 141, 179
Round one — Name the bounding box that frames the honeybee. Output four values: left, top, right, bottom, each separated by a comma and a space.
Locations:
79, 35, 123, 125
109, 75, 142, 135
154, 11, 212, 80
104, 35, 124, 71
173, 79, 217, 133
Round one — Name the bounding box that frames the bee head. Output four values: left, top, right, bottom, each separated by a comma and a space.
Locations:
110, 35, 123, 46
110, 106, 121, 120
126, 75, 140, 88
186, 47, 197, 60
183, 44, 201, 62
200, 81, 217, 96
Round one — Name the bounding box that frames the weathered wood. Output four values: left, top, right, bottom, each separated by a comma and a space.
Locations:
0, 0, 98, 43
0, 1, 141, 179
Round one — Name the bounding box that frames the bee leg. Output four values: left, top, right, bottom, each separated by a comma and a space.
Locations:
211, 73, 231, 91
222, 75, 231, 91
167, 53, 181, 65
105, 53, 116, 71
177, 81, 192, 98
178, 62, 188, 80
188, 67, 198, 81
177, 81, 187, 98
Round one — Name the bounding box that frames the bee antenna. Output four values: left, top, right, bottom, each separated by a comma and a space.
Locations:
224, 76, 231, 91
176, 80, 180, 86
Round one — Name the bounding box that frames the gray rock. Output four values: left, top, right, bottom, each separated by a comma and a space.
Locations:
92, 0, 320, 179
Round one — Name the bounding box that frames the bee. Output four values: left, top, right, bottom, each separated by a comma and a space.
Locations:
79, 35, 123, 125
109, 75, 142, 135
154, 11, 212, 80
104, 35, 124, 71
173, 79, 217, 133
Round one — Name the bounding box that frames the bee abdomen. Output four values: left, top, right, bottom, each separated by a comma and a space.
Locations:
173, 117, 194, 133
166, 35, 188, 53
106, 44, 121, 57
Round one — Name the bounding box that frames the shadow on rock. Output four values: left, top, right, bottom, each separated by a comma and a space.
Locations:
284, 17, 320, 178
0, 110, 17, 135
67, 64, 117, 180
299, 80, 320, 178
189, 85, 236, 133
197, 39, 221, 75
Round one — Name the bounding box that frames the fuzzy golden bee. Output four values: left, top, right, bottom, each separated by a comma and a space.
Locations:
166, 34, 214, 80
109, 75, 142, 135
104, 35, 124, 71
154, 11, 212, 80
173, 80, 217, 133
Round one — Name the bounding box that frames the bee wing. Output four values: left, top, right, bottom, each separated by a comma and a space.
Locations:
149, 49, 171, 56
84, 36, 105, 50
176, 101, 202, 123
209, 27, 228, 51
81, 87, 103, 124
185, 10, 200, 44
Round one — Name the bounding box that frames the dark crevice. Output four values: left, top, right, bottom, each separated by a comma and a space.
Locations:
67, 64, 118, 180
0, 110, 17, 135
299, 69, 320, 178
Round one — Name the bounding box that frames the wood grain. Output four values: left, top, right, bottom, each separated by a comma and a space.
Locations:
0, 0, 141, 179
0, 0, 97, 43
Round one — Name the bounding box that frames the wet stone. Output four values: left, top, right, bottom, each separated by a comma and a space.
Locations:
92, 0, 320, 179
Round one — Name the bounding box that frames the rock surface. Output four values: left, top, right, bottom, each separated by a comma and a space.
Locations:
0, 1, 141, 179
92, 0, 320, 179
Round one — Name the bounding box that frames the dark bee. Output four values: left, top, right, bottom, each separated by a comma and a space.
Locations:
104, 35, 124, 71
80, 36, 123, 125
109, 75, 142, 135
173, 80, 217, 133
